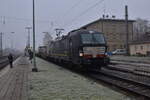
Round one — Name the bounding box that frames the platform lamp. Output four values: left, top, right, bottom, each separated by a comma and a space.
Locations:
11, 32, 15, 49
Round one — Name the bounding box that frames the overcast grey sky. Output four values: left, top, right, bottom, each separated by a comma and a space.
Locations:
0, 0, 150, 50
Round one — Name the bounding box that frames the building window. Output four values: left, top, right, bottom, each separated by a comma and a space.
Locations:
135, 45, 137, 51
124, 45, 126, 48
113, 45, 117, 50
120, 45, 123, 49
141, 46, 143, 50
147, 44, 150, 49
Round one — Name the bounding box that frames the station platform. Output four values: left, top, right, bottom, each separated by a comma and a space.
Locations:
0, 56, 29, 100
0, 56, 135, 100
29, 58, 135, 100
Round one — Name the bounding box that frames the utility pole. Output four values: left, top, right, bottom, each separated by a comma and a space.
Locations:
2, 16, 5, 25
25, 27, 32, 48
32, 0, 38, 72
0, 32, 3, 56
125, 5, 129, 55
101, 15, 105, 33
0, 16, 6, 56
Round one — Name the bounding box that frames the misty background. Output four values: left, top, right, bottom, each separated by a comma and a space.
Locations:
0, 0, 149, 50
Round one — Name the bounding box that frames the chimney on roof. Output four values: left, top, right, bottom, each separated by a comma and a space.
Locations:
102, 15, 105, 19
106, 15, 109, 19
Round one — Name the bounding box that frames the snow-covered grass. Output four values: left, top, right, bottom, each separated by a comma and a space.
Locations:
29, 58, 135, 100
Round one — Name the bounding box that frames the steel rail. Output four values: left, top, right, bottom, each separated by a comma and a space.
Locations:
89, 69, 150, 99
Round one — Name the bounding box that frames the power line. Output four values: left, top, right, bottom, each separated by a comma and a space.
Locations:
64, 0, 105, 28
0, 16, 51, 24
59, 0, 86, 29
62, 0, 86, 18
69, 0, 105, 26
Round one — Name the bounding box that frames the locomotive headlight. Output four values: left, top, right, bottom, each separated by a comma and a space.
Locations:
79, 53, 83, 57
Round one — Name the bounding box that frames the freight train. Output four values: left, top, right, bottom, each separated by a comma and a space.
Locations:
38, 29, 110, 70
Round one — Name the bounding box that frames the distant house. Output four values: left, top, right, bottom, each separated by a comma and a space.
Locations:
129, 32, 150, 56
79, 18, 135, 51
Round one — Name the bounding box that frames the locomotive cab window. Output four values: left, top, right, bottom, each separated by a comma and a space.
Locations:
93, 33, 105, 44
81, 34, 93, 44
81, 33, 105, 44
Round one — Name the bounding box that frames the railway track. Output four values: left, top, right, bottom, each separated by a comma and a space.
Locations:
111, 60, 150, 68
0, 56, 9, 70
109, 60, 150, 77
89, 69, 150, 100
110, 59, 150, 65
70, 66, 150, 99
0, 55, 19, 70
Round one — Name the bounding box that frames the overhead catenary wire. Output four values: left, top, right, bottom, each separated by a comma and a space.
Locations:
58, 0, 87, 29
61, 0, 86, 18
63, 0, 105, 28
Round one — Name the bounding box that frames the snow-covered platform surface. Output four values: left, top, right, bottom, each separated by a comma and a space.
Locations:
29, 58, 136, 100
0, 56, 29, 100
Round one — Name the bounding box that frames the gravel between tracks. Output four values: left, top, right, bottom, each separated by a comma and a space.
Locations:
29, 58, 136, 100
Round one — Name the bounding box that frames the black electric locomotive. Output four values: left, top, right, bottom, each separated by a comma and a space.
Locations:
48, 29, 109, 69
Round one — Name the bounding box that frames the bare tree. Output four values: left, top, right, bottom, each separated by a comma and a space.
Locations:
43, 32, 53, 47
133, 18, 150, 40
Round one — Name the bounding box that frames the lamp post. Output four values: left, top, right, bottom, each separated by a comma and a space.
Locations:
11, 32, 15, 49
25, 27, 32, 48
32, 0, 38, 72
0, 32, 3, 56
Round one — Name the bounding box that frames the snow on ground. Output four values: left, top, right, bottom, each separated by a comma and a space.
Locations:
29, 58, 136, 100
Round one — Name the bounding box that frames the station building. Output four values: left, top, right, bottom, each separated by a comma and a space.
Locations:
129, 32, 150, 56
80, 18, 135, 51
